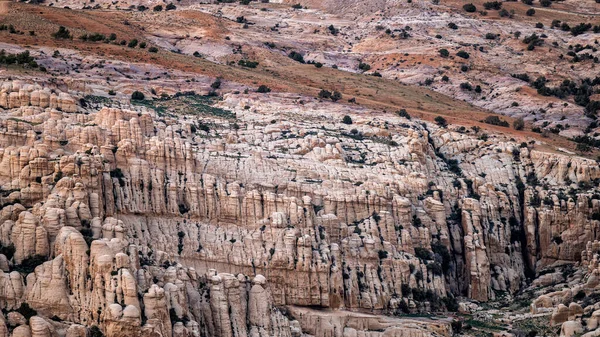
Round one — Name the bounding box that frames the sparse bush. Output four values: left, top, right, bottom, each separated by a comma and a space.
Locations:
52, 26, 71, 39
148, 47, 158, 53
526, 8, 535, 16
342, 115, 353, 124
439, 48, 449, 57
153, 5, 163, 11
166, 3, 176, 10
513, 118, 525, 130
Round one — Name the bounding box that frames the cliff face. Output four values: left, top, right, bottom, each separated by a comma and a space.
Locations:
0, 77, 597, 337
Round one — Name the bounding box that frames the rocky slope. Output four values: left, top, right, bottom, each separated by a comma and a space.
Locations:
0, 73, 596, 336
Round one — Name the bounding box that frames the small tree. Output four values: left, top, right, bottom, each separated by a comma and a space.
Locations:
148, 47, 158, 53
166, 3, 176, 10
435, 116, 448, 127
153, 5, 163, 11
540, 0, 551, 7
131, 91, 145, 100
439, 48, 449, 57
342, 115, 353, 124
526, 8, 535, 16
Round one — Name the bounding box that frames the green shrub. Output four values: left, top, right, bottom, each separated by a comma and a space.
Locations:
463, 3, 476, 12
89, 326, 104, 337
434, 116, 447, 127
13, 255, 46, 274
0, 243, 15, 260
257, 85, 271, 93
358, 62, 371, 71
456, 50, 470, 59
15, 303, 37, 323
288, 51, 305, 63
483, 1, 502, 10
131, 91, 145, 100
414, 247, 432, 260
397, 109, 411, 119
